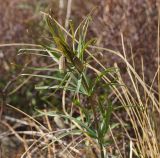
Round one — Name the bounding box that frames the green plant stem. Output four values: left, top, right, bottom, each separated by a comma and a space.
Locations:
100, 143, 104, 158
97, 129, 105, 158
81, 74, 99, 129
81, 74, 104, 157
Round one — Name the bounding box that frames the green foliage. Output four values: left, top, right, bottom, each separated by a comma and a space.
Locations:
23, 13, 119, 158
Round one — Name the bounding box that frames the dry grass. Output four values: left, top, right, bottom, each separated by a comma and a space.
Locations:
89, 34, 160, 157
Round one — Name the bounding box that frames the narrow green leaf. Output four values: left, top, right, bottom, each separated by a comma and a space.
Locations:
21, 74, 63, 81
38, 111, 97, 139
